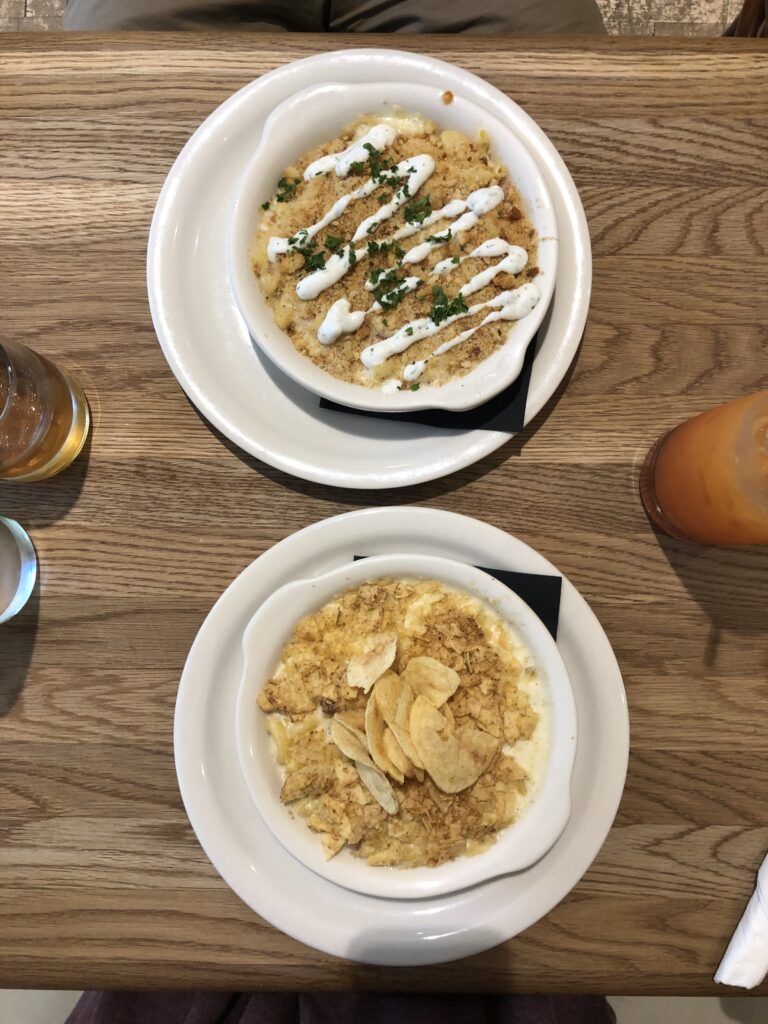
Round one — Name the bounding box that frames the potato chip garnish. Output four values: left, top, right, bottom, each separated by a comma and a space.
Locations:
334, 708, 367, 743
403, 656, 460, 708
372, 670, 401, 722
410, 695, 499, 794
383, 726, 413, 778
365, 692, 404, 783
371, 670, 427, 771
347, 632, 398, 692
389, 720, 425, 772
331, 715, 372, 766
356, 760, 398, 815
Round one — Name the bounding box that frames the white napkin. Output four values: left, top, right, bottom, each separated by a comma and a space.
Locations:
715, 853, 768, 988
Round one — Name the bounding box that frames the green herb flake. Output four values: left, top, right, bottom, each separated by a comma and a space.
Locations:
426, 231, 451, 244
377, 193, 391, 205
428, 285, 469, 326
451, 255, 461, 264
363, 142, 394, 182
347, 244, 357, 267
302, 250, 327, 273
348, 160, 366, 175
405, 327, 414, 336
410, 382, 421, 391
370, 268, 411, 311
325, 234, 342, 252
275, 176, 300, 203
403, 195, 432, 226
261, 201, 270, 211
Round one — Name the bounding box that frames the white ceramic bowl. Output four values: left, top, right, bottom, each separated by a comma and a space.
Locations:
227, 80, 557, 413
235, 553, 576, 901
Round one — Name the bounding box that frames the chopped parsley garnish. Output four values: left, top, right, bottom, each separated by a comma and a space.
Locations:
261, 201, 270, 211
367, 222, 378, 235
404, 195, 432, 225
452, 255, 461, 264
302, 249, 326, 273
325, 234, 342, 252
367, 240, 406, 260
363, 142, 394, 182
405, 327, 414, 336
382, 317, 389, 327
348, 160, 366, 175
289, 237, 326, 273
428, 285, 468, 325
370, 268, 411, 311
347, 244, 357, 267
410, 382, 420, 391
287, 229, 310, 248
377, 193, 391, 205
275, 176, 300, 203
426, 231, 451, 244
407, 165, 416, 173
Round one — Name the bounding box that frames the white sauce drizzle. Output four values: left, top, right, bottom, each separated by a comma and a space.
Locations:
318, 277, 422, 345
400, 187, 504, 266
401, 283, 541, 381
303, 124, 396, 180
352, 154, 435, 242
268, 176, 379, 262
433, 237, 525, 276
264, 121, 541, 389
317, 299, 367, 346
296, 155, 436, 299
362, 283, 541, 369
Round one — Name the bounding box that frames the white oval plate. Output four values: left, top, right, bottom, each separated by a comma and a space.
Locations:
174, 507, 628, 966
148, 48, 591, 489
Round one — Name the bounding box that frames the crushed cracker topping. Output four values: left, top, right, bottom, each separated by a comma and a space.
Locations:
258, 578, 540, 868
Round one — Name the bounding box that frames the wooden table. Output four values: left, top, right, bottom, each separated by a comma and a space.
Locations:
1, 32, 767, 995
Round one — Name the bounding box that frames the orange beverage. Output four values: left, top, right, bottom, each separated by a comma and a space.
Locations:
640, 390, 768, 545
0, 340, 90, 482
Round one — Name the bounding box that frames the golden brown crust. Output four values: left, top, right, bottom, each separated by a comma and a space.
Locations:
252, 115, 538, 389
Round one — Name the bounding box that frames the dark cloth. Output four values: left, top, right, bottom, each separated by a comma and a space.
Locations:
725, 0, 766, 35
66, 992, 617, 1024
64, 0, 606, 33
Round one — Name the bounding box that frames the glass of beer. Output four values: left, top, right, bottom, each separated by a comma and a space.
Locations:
0, 516, 37, 623
640, 390, 768, 545
0, 340, 90, 482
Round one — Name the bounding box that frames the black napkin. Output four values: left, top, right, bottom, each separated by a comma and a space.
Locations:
355, 555, 561, 639
320, 332, 536, 433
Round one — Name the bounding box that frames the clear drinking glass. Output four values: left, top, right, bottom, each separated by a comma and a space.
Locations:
0, 516, 37, 623
0, 340, 90, 482
639, 390, 768, 545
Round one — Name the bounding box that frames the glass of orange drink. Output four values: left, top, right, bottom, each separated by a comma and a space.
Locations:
640, 390, 768, 545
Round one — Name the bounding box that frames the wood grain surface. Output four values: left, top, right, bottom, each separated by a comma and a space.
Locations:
1, 33, 767, 994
